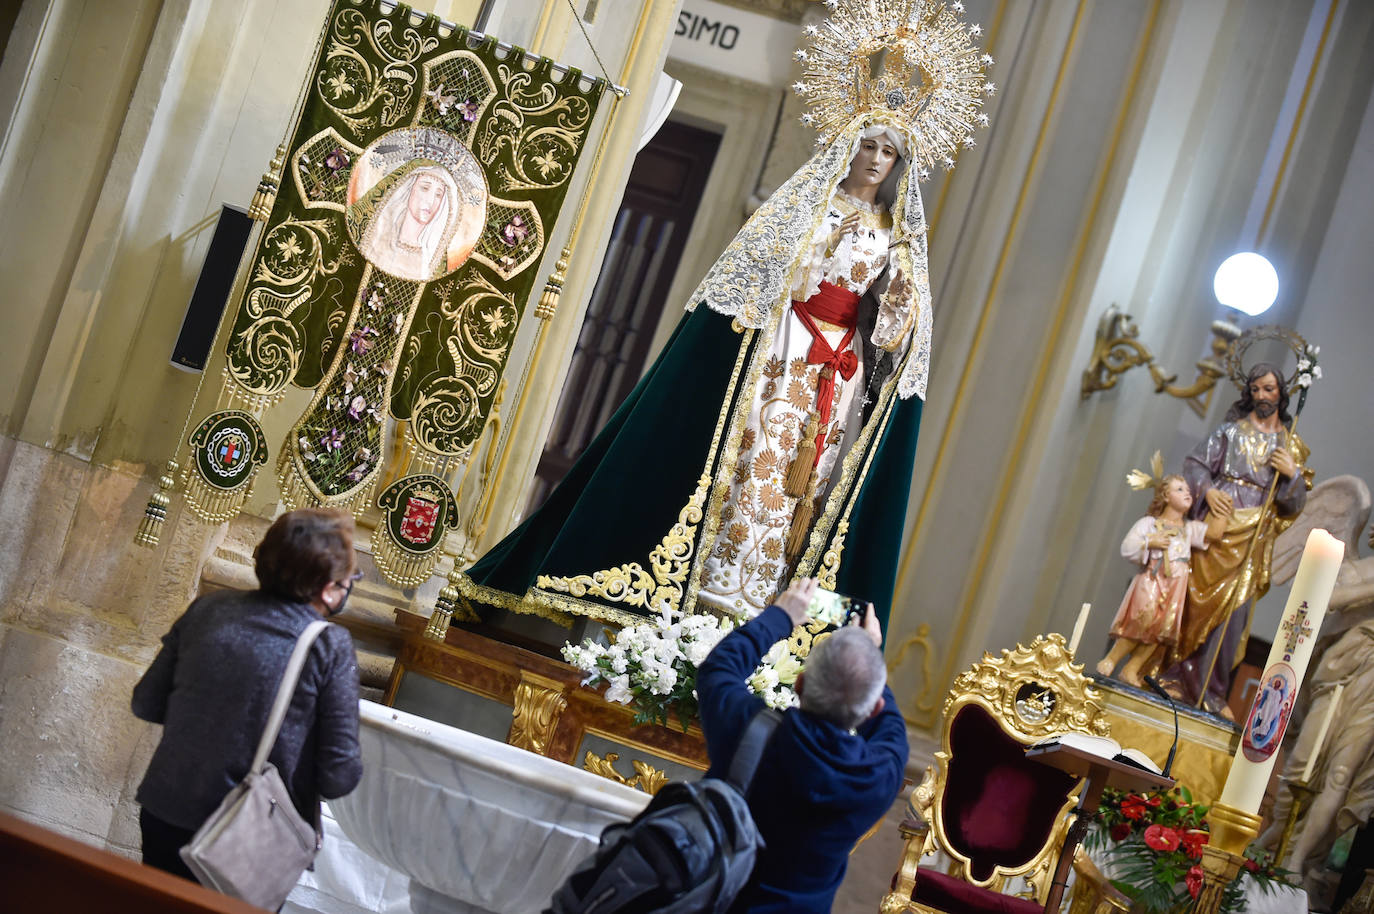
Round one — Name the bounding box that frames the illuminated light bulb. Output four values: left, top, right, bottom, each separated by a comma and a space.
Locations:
1213, 253, 1279, 316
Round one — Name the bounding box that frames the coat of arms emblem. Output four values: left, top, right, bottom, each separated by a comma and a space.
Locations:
399, 487, 442, 546
372, 474, 458, 588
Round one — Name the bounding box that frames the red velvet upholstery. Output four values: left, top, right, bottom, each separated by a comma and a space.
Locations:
938, 705, 1080, 882
913, 870, 1046, 914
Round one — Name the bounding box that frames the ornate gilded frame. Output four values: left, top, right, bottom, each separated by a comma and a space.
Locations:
882, 633, 1112, 911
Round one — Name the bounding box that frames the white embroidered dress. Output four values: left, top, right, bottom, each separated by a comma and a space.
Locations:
697, 191, 901, 616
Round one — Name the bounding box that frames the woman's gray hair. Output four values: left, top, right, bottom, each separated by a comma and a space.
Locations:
799, 627, 888, 730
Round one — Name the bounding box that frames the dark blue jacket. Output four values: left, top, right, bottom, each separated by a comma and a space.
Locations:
698, 606, 908, 913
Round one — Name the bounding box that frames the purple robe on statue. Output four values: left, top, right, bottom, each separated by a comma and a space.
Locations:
1170, 418, 1309, 710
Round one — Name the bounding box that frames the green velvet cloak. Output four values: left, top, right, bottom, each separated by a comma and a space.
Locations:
460, 305, 921, 632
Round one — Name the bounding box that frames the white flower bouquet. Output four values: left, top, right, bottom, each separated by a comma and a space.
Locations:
1295, 344, 1321, 389
562, 610, 800, 730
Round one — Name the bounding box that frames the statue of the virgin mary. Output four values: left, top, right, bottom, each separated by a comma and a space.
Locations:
457, 0, 991, 630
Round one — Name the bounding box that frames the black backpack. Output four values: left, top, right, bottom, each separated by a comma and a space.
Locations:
546, 708, 783, 914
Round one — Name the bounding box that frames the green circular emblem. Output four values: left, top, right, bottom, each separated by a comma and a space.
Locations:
377, 474, 457, 556
189, 410, 268, 492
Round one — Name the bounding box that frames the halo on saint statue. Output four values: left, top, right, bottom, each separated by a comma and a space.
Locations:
1225, 326, 1308, 393
344, 127, 488, 282
1225, 324, 1320, 414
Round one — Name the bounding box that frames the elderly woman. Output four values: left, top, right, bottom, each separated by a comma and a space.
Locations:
132, 508, 363, 881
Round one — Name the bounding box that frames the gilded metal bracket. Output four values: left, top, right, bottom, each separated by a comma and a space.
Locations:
1080, 305, 1240, 418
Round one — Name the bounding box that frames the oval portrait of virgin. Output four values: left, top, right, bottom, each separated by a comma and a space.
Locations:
345, 127, 488, 282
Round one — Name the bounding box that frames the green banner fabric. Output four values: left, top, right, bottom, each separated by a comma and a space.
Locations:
222, 0, 604, 510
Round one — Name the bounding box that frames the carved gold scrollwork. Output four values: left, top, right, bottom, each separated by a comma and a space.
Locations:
946, 632, 1111, 741
536, 474, 710, 614
582, 751, 669, 795
507, 675, 567, 755
816, 519, 848, 590
887, 623, 940, 720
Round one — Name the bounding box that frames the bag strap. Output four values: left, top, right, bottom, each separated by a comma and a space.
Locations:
725, 708, 782, 793
250, 620, 329, 773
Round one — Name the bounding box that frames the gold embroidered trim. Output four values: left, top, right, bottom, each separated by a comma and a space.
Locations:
685, 315, 783, 616
528, 328, 755, 623
536, 473, 710, 613
455, 570, 695, 630
453, 573, 573, 626
816, 519, 849, 591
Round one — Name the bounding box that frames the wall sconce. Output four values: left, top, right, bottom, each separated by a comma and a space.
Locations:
1080, 253, 1277, 418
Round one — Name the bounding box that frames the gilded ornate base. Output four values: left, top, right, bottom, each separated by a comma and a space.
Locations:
1191, 803, 1261, 914
1067, 846, 1131, 913
1090, 673, 1238, 806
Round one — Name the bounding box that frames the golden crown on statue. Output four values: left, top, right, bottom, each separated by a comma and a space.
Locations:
793, 0, 994, 176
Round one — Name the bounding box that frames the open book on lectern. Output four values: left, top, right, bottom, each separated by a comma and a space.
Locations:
1030, 732, 1163, 776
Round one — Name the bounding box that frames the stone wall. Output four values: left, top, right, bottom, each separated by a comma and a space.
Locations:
0, 435, 223, 851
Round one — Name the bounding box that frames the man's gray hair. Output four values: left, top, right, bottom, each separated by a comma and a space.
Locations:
799, 627, 887, 730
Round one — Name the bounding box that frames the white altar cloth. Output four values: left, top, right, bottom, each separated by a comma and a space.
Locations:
284, 803, 412, 914
303, 700, 649, 914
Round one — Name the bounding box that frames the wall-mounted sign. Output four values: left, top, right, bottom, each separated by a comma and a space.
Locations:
668, 0, 799, 88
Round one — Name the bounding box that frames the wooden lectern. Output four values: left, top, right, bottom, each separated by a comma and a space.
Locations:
1025, 742, 1175, 913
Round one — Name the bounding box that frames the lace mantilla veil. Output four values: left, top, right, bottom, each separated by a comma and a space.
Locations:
684, 116, 933, 399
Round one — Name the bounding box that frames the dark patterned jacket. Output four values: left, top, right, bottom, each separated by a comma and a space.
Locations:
132, 588, 362, 830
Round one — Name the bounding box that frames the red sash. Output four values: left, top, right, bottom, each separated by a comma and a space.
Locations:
790, 282, 861, 465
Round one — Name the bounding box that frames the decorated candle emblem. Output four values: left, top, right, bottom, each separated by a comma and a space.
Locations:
1279, 606, 1314, 661
1218, 530, 1346, 816
1241, 660, 1296, 762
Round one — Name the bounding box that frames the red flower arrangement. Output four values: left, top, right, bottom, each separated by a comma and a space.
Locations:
1186, 864, 1205, 899
1143, 824, 1181, 853
1088, 787, 1293, 914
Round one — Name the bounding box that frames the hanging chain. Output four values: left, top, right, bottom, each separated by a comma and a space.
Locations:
564, 0, 619, 93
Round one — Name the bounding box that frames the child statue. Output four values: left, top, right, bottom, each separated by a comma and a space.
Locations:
1098, 454, 1214, 687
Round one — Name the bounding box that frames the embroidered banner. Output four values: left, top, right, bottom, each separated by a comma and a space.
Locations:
204, 0, 604, 521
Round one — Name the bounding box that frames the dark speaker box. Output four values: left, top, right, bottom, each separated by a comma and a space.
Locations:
171, 204, 253, 372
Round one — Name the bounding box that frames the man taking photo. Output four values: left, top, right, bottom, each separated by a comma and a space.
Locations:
697, 577, 909, 912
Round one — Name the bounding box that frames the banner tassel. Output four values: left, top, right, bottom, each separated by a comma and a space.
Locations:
247, 144, 287, 221
426, 548, 479, 640
785, 488, 817, 565
134, 460, 180, 548
536, 245, 571, 321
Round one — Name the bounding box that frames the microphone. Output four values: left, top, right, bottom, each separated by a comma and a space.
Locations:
1145, 675, 1180, 780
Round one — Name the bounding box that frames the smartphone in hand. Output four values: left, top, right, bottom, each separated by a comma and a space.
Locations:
807, 588, 866, 628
